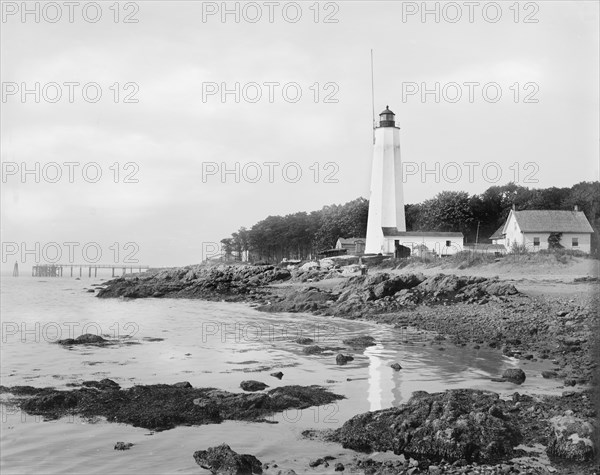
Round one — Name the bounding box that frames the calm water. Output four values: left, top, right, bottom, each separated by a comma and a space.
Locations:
0, 276, 561, 474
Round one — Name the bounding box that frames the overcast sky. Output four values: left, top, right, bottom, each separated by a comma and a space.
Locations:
1, 1, 599, 269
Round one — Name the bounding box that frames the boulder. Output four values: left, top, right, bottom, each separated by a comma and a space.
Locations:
114, 442, 134, 450
390, 363, 402, 371
501, 369, 526, 384
270, 372, 284, 380
484, 281, 519, 296
342, 336, 376, 348
303, 345, 324, 355
372, 274, 424, 299
58, 333, 108, 346
300, 262, 319, 271
82, 379, 120, 390
336, 354, 354, 365
547, 413, 594, 461
193, 443, 263, 474
333, 389, 521, 464
294, 337, 314, 345
240, 381, 269, 392
541, 371, 558, 379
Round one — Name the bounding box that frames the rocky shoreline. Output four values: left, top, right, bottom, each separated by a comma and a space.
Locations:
95, 264, 597, 389
8, 263, 597, 473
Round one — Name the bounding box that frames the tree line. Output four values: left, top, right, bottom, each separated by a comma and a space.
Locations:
218, 181, 600, 262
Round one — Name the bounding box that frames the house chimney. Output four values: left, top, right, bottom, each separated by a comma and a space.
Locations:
512, 204, 516, 211
574, 205, 579, 211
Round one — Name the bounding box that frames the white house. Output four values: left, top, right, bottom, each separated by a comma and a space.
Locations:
379, 228, 463, 256
490, 208, 594, 253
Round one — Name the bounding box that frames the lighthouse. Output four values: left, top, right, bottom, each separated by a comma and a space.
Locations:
362, 106, 464, 257
365, 106, 406, 254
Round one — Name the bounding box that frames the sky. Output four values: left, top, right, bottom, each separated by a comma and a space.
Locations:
1, 0, 599, 269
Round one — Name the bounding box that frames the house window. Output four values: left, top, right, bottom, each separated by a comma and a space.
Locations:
533, 237, 540, 246
445, 240, 451, 247
572, 237, 579, 247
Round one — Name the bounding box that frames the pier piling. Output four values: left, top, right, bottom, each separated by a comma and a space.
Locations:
31, 264, 150, 278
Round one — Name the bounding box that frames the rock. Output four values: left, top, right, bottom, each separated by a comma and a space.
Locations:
302, 345, 324, 355
333, 389, 521, 463
82, 378, 121, 391
294, 337, 314, 345
484, 281, 519, 296
334, 462, 345, 471
114, 441, 133, 450
172, 381, 192, 388
300, 262, 319, 271
10, 383, 343, 431
336, 354, 354, 365
240, 381, 269, 392
270, 372, 284, 380
308, 458, 332, 468
501, 369, 526, 384
98, 264, 290, 301
21, 392, 79, 414
488, 404, 505, 419
57, 333, 109, 346
547, 413, 594, 461
541, 371, 558, 379
77, 333, 107, 343
390, 363, 402, 371
342, 335, 376, 348
193, 443, 263, 474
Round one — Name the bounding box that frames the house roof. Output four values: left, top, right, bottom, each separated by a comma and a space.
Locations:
513, 210, 594, 233
382, 227, 463, 238
489, 225, 505, 240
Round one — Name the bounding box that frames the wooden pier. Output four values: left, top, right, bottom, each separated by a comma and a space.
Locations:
32, 264, 151, 278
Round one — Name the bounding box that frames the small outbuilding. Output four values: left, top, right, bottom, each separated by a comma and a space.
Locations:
335, 237, 365, 255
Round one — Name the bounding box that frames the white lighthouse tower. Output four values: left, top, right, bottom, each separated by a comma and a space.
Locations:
365, 106, 406, 254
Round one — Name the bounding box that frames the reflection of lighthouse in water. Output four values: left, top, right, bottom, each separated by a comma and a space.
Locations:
365, 344, 397, 411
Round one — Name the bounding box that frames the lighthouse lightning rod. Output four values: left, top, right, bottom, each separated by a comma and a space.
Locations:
370, 49, 376, 144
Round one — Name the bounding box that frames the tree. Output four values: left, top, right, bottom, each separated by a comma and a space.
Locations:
218, 180, 600, 261
548, 232, 563, 249
416, 191, 474, 235
220, 238, 233, 260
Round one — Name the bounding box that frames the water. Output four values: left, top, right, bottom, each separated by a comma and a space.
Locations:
0, 276, 561, 474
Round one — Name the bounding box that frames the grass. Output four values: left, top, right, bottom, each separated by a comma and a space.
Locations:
370, 248, 598, 271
